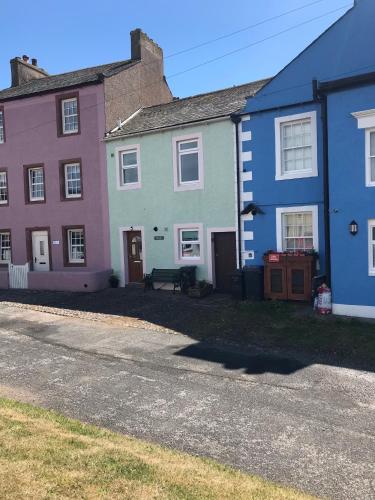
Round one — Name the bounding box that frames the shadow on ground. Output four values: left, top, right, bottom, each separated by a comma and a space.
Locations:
0, 287, 374, 374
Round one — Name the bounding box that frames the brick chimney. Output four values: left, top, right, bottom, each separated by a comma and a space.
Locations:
130, 29, 164, 64
10, 56, 49, 87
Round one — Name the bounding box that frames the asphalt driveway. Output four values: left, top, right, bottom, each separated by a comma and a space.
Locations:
0, 304, 374, 499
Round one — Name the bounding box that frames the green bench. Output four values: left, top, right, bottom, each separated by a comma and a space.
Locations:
144, 268, 182, 293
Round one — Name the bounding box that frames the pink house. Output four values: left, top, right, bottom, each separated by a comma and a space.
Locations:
0, 30, 172, 291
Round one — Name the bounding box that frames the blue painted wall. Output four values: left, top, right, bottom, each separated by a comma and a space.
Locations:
243, 0, 374, 113
328, 83, 375, 307
241, 102, 325, 268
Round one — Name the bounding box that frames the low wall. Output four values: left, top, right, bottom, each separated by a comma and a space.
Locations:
0, 271, 9, 289
28, 270, 112, 292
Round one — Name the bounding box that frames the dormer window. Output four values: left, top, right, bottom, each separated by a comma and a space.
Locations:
56, 93, 80, 136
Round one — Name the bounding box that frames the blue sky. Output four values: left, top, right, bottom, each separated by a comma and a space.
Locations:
1, 0, 353, 97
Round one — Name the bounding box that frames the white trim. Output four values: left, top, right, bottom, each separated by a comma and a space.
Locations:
243, 231, 254, 241
365, 129, 375, 187
333, 303, 375, 319
172, 133, 204, 192
118, 226, 146, 287
352, 109, 375, 129
67, 228, 85, 264
241, 151, 252, 162
115, 144, 141, 191
28, 167, 45, 202
207, 227, 236, 286
241, 171, 252, 182
242, 115, 250, 122
242, 131, 252, 141
368, 219, 375, 276
276, 205, 319, 252
275, 111, 318, 181
174, 223, 204, 265
241, 191, 253, 202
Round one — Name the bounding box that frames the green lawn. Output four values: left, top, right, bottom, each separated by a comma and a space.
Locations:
0, 398, 313, 500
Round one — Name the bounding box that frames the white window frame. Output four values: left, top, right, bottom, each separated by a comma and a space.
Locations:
365, 128, 375, 187
62, 97, 79, 135
0, 171, 8, 204
172, 133, 204, 191
115, 144, 141, 190
0, 231, 11, 264
275, 111, 318, 181
64, 162, 82, 199
28, 167, 45, 202
174, 223, 204, 265
0, 109, 4, 144
276, 205, 319, 253
67, 228, 85, 264
368, 220, 375, 276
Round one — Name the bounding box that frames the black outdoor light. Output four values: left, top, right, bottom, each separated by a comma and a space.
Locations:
349, 220, 358, 235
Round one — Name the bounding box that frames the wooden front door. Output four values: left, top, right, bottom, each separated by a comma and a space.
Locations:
214, 232, 236, 292
127, 231, 143, 283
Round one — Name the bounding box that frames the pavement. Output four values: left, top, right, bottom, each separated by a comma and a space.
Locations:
0, 304, 374, 499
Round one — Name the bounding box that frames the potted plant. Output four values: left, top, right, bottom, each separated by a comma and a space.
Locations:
188, 280, 212, 298
109, 273, 120, 288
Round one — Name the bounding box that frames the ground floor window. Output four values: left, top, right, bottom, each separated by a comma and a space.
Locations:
0, 231, 11, 263
63, 226, 85, 265
368, 220, 375, 275
174, 223, 204, 265
276, 206, 318, 252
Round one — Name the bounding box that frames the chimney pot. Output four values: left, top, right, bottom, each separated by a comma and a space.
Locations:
31, 58, 37, 66
22, 55, 29, 63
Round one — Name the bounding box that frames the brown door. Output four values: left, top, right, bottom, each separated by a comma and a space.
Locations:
214, 232, 237, 292
127, 231, 143, 283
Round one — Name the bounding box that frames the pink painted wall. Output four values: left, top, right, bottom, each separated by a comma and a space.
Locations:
0, 84, 111, 274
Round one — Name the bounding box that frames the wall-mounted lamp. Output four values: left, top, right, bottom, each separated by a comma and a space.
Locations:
349, 220, 358, 236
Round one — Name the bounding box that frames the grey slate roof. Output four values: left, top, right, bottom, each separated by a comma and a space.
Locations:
0, 59, 137, 101
108, 78, 270, 138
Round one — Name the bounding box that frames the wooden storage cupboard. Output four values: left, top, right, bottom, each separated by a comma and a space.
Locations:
263, 253, 316, 302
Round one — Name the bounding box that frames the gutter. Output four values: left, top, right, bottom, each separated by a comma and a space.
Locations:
313, 79, 331, 286
230, 113, 243, 270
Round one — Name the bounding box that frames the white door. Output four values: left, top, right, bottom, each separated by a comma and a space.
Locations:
31, 231, 50, 271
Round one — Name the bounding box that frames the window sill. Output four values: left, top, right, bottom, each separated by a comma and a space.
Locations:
174, 183, 204, 192
275, 170, 318, 181
175, 258, 203, 266
117, 183, 141, 191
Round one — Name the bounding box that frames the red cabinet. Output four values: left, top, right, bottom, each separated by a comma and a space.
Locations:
264, 253, 316, 302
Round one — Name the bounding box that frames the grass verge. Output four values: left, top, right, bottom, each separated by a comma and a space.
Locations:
0, 397, 313, 499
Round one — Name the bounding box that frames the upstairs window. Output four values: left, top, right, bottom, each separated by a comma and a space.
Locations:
275, 112, 317, 180
56, 93, 80, 136
0, 108, 4, 144
0, 171, 8, 205
173, 134, 203, 191
0, 231, 11, 264
116, 145, 141, 190
60, 160, 82, 200
25, 165, 45, 203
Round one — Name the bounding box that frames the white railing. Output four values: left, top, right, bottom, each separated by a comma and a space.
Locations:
8, 263, 29, 289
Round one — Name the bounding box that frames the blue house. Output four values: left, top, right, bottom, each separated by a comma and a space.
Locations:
236, 0, 375, 318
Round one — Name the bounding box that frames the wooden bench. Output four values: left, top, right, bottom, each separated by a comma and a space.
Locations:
144, 268, 182, 293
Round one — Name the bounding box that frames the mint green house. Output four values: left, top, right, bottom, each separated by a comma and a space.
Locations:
105, 81, 266, 290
